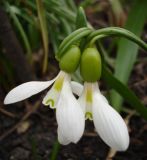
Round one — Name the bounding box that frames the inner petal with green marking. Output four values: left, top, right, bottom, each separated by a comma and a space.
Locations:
85, 83, 93, 120
54, 76, 64, 91
42, 74, 64, 108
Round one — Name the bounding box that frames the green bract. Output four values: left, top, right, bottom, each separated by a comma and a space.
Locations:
59, 45, 81, 73
80, 48, 101, 82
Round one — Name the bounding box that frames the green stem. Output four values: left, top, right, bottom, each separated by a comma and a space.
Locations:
50, 140, 60, 160
89, 34, 107, 47
87, 27, 147, 51
56, 28, 92, 60
96, 42, 115, 68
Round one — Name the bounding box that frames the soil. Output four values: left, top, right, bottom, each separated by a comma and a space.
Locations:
0, 59, 147, 160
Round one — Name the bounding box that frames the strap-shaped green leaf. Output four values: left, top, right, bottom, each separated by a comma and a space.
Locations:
4, 2, 32, 61
111, 0, 147, 111
58, 28, 89, 50
102, 65, 147, 120
87, 27, 147, 51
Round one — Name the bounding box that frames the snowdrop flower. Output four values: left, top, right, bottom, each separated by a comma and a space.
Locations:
78, 82, 129, 151
56, 79, 84, 145
4, 71, 72, 108
79, 47, 129, 151
4, 45, 85, 145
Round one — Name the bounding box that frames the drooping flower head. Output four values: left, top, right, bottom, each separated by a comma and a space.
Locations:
4, 42, 129, 151
79, 47, 129, 151
4, 45, 85, 145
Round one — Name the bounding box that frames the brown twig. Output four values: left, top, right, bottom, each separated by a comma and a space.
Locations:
0, 101, 40, 141
0, 107, 16, 118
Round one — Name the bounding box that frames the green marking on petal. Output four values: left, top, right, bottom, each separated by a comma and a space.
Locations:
86, 88, 92, 103
54, 76, 64, 91
45, 99, 55, 107
85, 112, 93, 120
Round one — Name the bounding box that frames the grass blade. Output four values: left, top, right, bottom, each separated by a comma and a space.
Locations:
4, 2, 32, 62
102, 65, 147, 120
36, 0, 49, 74
50, 140, 60, 160
110, 0, 147, 111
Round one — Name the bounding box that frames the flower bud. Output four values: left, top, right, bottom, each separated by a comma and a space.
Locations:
59, 45, 81, 73
80, 47, 101, 82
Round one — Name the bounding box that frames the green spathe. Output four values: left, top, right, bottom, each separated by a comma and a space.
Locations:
59, 45, 81, 73
80, 48, 101, 82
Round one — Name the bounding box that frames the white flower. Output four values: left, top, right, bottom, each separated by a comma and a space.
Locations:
56, 80, 85, 145
78, 82, 129, 151
4, 70, 85, 145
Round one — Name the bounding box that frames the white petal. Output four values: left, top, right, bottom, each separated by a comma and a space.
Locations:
56, 80, 85, 145
93, 83, 108, 103
78, 82, 94, 120
42, 71, 70, 108
78, 93, 86, 115
42, 86, 60, 108
4, 80, 56, 105
71, 81, 83, 96
93, 82, 100, 93
92, 93, 129, 151
57, 127, 70, 145
78, 93, 93, 120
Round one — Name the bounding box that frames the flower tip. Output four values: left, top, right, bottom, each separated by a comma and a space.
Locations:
3, 90, 23, 105
57, 128, 70, 145
4, 94, 14, 105
58, 138, 70, 146
110, 125, 129, 151
4, 97, 9, 105
117, 136, 130, 151
58, 135, 79, 145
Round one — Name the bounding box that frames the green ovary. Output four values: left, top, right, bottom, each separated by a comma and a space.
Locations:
59, 45, 81, 73
80, 47, 102, 82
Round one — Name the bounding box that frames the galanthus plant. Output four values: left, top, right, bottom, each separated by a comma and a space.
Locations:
4, 26, 147, 151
